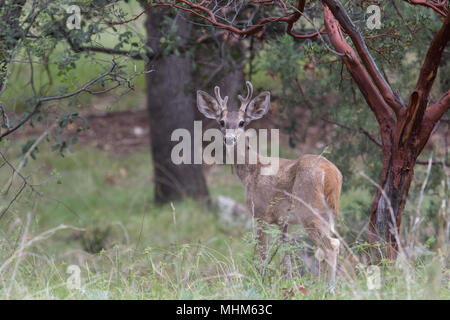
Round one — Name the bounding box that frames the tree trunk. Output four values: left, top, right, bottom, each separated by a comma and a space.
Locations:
369, 149, 416, 260
368, 112, 432, 260
145, 10, 210, 204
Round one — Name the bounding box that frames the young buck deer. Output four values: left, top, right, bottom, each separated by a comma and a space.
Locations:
197, 81, 343, 281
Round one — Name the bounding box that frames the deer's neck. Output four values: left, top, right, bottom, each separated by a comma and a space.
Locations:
230, 145, 263, 186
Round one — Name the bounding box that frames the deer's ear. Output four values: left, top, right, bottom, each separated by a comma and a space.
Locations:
245, 91, 270, 121
197, 90, 221, 120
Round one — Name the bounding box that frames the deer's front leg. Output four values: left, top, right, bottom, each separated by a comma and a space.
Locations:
280, 223, 292, 279
257, 220, 269, 274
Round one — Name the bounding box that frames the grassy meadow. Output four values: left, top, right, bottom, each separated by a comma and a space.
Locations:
0, 140, 448, 299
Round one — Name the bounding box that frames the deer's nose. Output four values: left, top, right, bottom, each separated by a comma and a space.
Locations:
224, 135, 236, 146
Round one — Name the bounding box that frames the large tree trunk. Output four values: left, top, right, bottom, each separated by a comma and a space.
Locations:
145, 10, 210, 204
369, 149, 416, 260
369, 111, 432, 260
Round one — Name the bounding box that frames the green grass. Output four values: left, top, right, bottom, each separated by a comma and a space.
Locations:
0, 142, 449, 299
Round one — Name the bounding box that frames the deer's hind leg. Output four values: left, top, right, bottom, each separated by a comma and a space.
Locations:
292, 183, 339, 283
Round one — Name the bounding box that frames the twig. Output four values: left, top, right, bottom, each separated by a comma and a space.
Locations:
0, 221, 85, 275
2, 123, 56, 196
0, 150, 41, 220
321, 117, 382, 147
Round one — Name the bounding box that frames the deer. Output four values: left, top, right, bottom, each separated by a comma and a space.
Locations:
196, 81, 343, 282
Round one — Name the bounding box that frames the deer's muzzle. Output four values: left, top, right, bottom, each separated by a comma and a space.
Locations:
224, 134, 237, 146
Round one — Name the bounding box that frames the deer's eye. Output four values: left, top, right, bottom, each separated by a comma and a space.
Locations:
239, 121, 245, 128
219, 120, 225, 127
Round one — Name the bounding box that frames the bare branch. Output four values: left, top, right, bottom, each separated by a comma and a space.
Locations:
0, 150, 41, 220
426, 89, 450, 124
321, 117, 382, 147
416, 159, 450, 166
55, 15, 146, 59
415, 12, 450, 101
402, 0, 448, 17
2, 123, 56, 197
407, 12, 450, 148
105, 0, 323, 39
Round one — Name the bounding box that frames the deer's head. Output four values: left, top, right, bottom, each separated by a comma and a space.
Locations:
197, 81, 270, 147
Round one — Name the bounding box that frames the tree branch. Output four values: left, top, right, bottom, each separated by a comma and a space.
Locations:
0, 149, 42, 220
284, 0, 327, 39
0, 59, 147, 141
415, 12, 450, 101
322, 0, 405, 118
402, 0, 448, 17
410, 12, 450, 147
322, 3, 396, 150
106, 1, 323, 39
321, 117, 382, 147
55, 14, 146, 60
426, 89, 450, 124
416, 159, 450, 166
72, 43, 145, 59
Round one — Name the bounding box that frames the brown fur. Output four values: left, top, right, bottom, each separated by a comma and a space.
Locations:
232, 150, 342, 280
